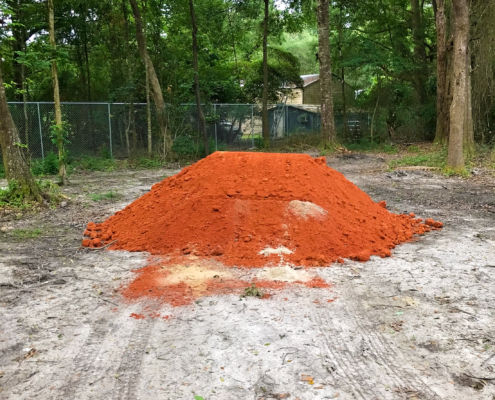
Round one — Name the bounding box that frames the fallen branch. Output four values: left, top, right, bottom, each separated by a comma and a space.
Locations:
84, 240, 118, 251
463, 372, 495, 381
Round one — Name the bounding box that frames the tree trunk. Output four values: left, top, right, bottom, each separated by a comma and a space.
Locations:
189, 0, 209, 156
261, 0, 270, 149
447, 0, 470, 171
371, 76, 381, 141
464, 45, 474, 154
48, 0, 68, 185
338, 5, 349, 140
22, 59, 29, 147
8, 0, 25, 101
317, 0, 337, 145
146, 64, 152, 156
129, 0, 173, 158
433, 0, 449, 144
411, 0, 428, 104
0, 62, 41, 202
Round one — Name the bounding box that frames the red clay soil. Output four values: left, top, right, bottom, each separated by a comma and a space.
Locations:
121, 261, 330, 307
82, 152, 442, 267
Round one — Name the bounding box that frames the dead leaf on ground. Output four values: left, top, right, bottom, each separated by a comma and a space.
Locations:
390, 321, 404, 332
435, 295, 451, 305
12, 348, 39, 361
393, 387, 421, 399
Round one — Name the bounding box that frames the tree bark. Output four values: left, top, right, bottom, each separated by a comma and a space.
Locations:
0, 61, 41, 202
338, 4, 349, 140
433, 0, 449, 143
261, 0, 270, 149
129, 0, 173, 158
447, 0, 470, 171
464, 45, 474, 154
188, 0, 209, 156
146, 64, 152, 156
411, 0, 428, 104
317, 0, 337, 145
48, 0, 68, 185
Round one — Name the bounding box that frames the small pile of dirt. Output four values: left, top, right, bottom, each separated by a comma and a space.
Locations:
82, 152, 442, 267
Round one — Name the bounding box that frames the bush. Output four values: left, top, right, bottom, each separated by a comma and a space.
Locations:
74, 156, 117, 172
173, 135, 201, 156
31, 152, 59, 175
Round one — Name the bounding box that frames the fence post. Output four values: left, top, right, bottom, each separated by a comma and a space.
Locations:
36, 102, 44, 160
214, 104, 218, 151
108, 103, 113, 158
286, 104, 288, 137
251, 105, 254, 148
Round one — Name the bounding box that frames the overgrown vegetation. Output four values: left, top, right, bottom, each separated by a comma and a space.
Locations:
11, 228, 42, 239
89, 190, 121, 202
388, 147, 448, 169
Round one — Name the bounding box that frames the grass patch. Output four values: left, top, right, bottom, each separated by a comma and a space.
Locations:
344, 139, 398, 154
12, 228, 42, 239
89, 190, 121, 202
388, 147, 448, 170
73, 156, 119, 173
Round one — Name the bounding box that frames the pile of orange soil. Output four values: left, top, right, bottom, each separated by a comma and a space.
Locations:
81, 152, 442, 267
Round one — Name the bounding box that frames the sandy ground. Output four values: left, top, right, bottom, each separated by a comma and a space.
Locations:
1, 154, 495, 400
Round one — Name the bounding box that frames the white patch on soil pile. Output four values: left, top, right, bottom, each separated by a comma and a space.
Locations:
286, 200, 328, 220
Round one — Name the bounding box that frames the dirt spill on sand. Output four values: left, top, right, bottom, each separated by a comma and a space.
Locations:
80, 152, 442, 309
121, 257, 330, 307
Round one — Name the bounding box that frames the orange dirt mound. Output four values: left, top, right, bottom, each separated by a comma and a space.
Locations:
82, 152, 442, 266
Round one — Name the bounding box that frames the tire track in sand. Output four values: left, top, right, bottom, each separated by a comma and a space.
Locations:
314, 281, 441, 400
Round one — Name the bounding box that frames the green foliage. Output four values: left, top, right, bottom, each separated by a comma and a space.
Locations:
0, 180, 21, 206
90, 190, 121, 202
73, 156, 117, 172
344, 138, 398, 154
407, 145, 421, 153
31, 152, 59, 175
136, 157, 163, 168
242, 48, 303, 103
278, 30, 319, 74
0, 164, 4, 179
38, 179, 63, 203
12, 228, 42, 239
99, 146, 112, 160
172, 136, 201, 156
388, 147, 448, 169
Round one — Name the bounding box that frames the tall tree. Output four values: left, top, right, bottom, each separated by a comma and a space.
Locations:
189, 0, 209, 156
337, 2, 349, 139
261, 0, 270, 149
410, 0, 428, 104
433, 0, 448, 144
317, 0, 336, 145
129, 0, 173, 158
447, 0, 470, 171
0, 61, 41, 201
48, 0, 68, 185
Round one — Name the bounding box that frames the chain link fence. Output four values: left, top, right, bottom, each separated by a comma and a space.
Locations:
5, 102, 370, 161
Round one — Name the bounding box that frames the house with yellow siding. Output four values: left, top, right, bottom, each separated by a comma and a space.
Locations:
285, 74, 355, 107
